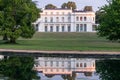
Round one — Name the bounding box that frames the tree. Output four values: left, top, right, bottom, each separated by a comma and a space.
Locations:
96, 60, 120, 80
84, 6, 93, 11
0, 56, 39, 80
61, 1, 77, 10
0, 0, 39, 43
45, 4, 57, 9
97, 0, 120, 41
61, 3, 67, 9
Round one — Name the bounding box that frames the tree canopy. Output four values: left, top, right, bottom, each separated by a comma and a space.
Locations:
45, 4, 57, 9
0, 0, 39, 43
96, 60, 120, 80
97, 0, 120, 41
0, 56, 39, 80
61, 1, 77, 10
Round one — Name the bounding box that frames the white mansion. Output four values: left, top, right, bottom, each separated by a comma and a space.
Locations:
34, 7, 96, 32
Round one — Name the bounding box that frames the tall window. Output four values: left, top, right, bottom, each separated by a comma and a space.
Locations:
45, 26, 47, 32
56, 26, 59, 32
84, 63, 87, 67
84, 17, 87, 21
36, 24, 38, 31
68, 25, 71, 32
56, 61, 59, 67
62, 17, 64, 22
76, 24, 79, 32
80, 63, 82, 67
80, 17, 82, 21
50, 26, 53, 32
45, 17, 47, 22
62, 26, 64, 32
76, 17, 79, 21
68, 16, 71, 22
84, 24, 87, 31
56, 17, 59, 22
80, 24, 83, 31
50, 17, 53, 22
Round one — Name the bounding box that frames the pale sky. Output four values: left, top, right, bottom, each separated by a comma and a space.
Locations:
33, 0, 107, 11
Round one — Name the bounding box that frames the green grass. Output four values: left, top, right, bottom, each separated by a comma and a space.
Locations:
0, 32, 120, 51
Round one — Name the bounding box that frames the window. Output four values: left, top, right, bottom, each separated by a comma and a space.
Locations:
76, 17, 79, 21
84, 17, 87, 21
80, 17, 82, 21
68, 25, 71, 32
68, 17, 71, 22
80, 63, 82, 67
62, 17, 64, 22
62, 26, 64, 32
56, 26, 59, 32
84, 63, 87, 67
36, 24, 38, 31
92, 25, 97, 31
56, 12, 59, 15
45, 17, 47, 22
80, 24, 83, 31
45, 26, 47, 32
50, 26, 53, 32
56, 17, 59, 22
50, 17, 53, 22
62, 61, 64, 67
45, 61, 47, 66
84, 24, 87, 31
51, 61, 53, 66
76, 24, 79, 32
76, 63, 79, 67
62, 12, 64, 15
56, 61, 59, 67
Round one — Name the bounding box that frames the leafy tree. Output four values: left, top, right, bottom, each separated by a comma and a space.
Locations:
96, 60, 120, 80
0, 0, 39, 43
61, 1, 77, 10
84, 6, 93, 11
97, 0, 120, 41
61, 3, 67, 9
0, 56, 39, 80
45, 4, 57, 9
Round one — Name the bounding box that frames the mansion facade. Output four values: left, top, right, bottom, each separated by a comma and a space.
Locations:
34, 8, 96, 32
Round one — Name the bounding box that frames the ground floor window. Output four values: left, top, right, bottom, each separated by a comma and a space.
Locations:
50, 26, 53, 32
62, 26, 65, 32
76, 24, 79, 32
56, 26, 59, 32
80, 24, 83, 31
68, 26, 71, 32
84, 24, 87, 32
92, 25, 97, 31
45, 26, 47, 32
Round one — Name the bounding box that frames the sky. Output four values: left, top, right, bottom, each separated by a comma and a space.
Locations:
33, 0, 108, 11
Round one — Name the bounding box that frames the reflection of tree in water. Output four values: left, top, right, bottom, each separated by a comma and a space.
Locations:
96, 60, 120, 80
0, 56, 40, 80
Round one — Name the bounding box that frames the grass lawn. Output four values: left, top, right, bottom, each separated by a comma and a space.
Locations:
0, 32, 120, 51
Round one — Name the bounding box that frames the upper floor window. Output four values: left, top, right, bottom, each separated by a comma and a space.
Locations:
84, 63, 87, 67
62, 12, 64, 15
62, 17, 64, 22
68, 17, 71, 22
84, 17, 87, 21
45, 17, 47, 22
80, 17, 82, 21
76, 17, 79, 21
56, 17, 59, 22
50, 17, 53, 22
56, 12, 59, 15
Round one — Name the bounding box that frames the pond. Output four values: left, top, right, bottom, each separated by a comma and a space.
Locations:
0, 54, 120, 80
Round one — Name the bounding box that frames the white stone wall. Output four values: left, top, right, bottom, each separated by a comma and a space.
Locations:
35, 9, 96, 32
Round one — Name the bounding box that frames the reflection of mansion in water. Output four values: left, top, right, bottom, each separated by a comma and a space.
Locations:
34, 57, 95, 76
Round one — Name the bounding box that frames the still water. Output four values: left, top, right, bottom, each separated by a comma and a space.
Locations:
0, 55, 120, 80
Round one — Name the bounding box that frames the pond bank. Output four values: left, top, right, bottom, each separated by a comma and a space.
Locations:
0, 49, 120, 58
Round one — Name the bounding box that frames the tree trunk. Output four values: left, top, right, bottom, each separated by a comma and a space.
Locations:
3, 34, 8, 40
10, 37, 16, 44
